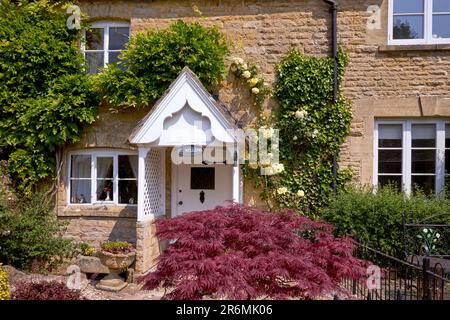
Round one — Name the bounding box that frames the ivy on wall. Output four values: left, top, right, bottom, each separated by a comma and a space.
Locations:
0, 0, 98, 195
244, 49, 353, 216
96, 20, 229, 109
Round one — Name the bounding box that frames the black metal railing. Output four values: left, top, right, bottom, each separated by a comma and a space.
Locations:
341, 243, 450, 300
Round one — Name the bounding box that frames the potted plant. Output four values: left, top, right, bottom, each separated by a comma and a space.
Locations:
96, 241, 135, 292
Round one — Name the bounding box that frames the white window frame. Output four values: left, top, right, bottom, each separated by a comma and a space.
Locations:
374, 119, 448, 195
81, 21, 130, 71
388, 0, 450, 45
68, 149, 138, 206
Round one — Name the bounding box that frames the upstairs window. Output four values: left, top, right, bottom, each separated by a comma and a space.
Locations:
389, 0, 450, 45
82, 22, 130, 74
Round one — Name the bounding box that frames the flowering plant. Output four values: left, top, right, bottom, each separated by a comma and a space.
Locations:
140, 205, 368, 300
417, 228, 441, 255
230, 57, 271, 109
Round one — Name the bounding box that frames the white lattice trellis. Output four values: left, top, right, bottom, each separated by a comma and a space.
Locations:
143, 149, 164, 218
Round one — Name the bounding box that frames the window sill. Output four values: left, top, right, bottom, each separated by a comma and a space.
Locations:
379, 44, 450, 53
59, 204, 137, 218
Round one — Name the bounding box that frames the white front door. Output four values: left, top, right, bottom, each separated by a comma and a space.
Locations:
173, 164, 233, 216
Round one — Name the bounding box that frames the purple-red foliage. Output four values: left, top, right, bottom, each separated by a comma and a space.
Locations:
140, 205, 369, 300
11, 281, 84, 300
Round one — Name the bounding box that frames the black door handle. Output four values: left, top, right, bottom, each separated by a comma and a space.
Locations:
178, 201, 183, 205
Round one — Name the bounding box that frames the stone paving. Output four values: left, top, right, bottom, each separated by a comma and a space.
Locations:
80, 280, 165, 300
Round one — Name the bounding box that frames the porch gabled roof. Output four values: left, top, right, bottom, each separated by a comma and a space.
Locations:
129, 67, 239, 146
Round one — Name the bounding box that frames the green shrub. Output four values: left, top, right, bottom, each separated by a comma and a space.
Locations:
96, 20, 229, 108
0, 264, 10, 300
322, 185, 450, 259
0, 0, 98, 195
100, 241, 134, 254
0, 192, 74, 270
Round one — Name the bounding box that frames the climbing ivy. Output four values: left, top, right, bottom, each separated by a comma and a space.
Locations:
0, 0, 98, 195
96, 20, 229, 109
245, 49, 353, 216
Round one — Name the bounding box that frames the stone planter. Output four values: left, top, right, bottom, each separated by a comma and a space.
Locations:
96, 251, 135, 292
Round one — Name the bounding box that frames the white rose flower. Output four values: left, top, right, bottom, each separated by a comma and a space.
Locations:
232, 57, 244, 65
248, 162, 258, 169
272, 163, 285, 174
242, 63, 248, 70
242, 70, 251, 79
277, 187, 288, 195
248, 78, 259, 87
312, 129, 319, 138
423, 228, 428, 234
293, 136, 298, 141
295, 110, 308, 120
436, 233, 441, 239
252, 87, 260, 95
297, 190, 305, 198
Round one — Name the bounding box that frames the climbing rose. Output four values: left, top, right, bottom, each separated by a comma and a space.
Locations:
248, 162, 258, 169
248, 78, 259, 87
242, 70, 251, 79
140, 205, 368, 300
295, 110, 308, 120
232, 57, 244, 65
277, 187, 288, 195
297, 190, 305, 197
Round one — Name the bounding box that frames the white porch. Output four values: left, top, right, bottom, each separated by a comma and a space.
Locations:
129, 67, 243, 223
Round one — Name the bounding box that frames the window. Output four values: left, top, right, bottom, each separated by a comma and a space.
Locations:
389, 0, 450, 45
190, 167, 215, 190
82, 22, 130, 74
374, 120, 449, 195
69, 151, 138, 205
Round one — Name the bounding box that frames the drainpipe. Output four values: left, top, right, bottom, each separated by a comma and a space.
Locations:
322, 0, 338, 196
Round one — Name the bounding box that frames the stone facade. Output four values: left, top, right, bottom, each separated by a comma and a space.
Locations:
135, 220, 161, 273
56, 0, 450, 273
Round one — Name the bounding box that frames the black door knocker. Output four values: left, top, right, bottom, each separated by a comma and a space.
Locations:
199, 190, 205, 204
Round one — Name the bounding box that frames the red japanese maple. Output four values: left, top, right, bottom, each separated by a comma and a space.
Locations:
140, 204, 368, 300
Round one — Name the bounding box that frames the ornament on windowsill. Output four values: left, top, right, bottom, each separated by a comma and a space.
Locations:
78, 194, 86, 203
129, 197, 135, 204
103, 186, 112, 201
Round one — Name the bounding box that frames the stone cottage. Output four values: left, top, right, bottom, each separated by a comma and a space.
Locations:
57, 0, 450, 274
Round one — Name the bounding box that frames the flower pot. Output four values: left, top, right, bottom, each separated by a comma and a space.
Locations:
96, 251, 135, 292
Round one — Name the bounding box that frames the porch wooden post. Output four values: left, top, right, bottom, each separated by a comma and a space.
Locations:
232, 149, 241, 203
137, 146, 150, 221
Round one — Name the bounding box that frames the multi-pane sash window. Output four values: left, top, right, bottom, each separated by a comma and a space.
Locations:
83, 22, 130, 74
69, 151, 138, 205
377, 124, 403, 189
375, 120, 449, 195
389, 0, 450, 45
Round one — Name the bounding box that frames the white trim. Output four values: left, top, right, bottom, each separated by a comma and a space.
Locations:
129, 69, 238, 146
171, 162, 178, 218
374, 119, 449, 195
137, 147, 150, 221
67, 149, 138, 206
232, 148, 240, 203
160, 149, 166, 217
388, 0, 450, 45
